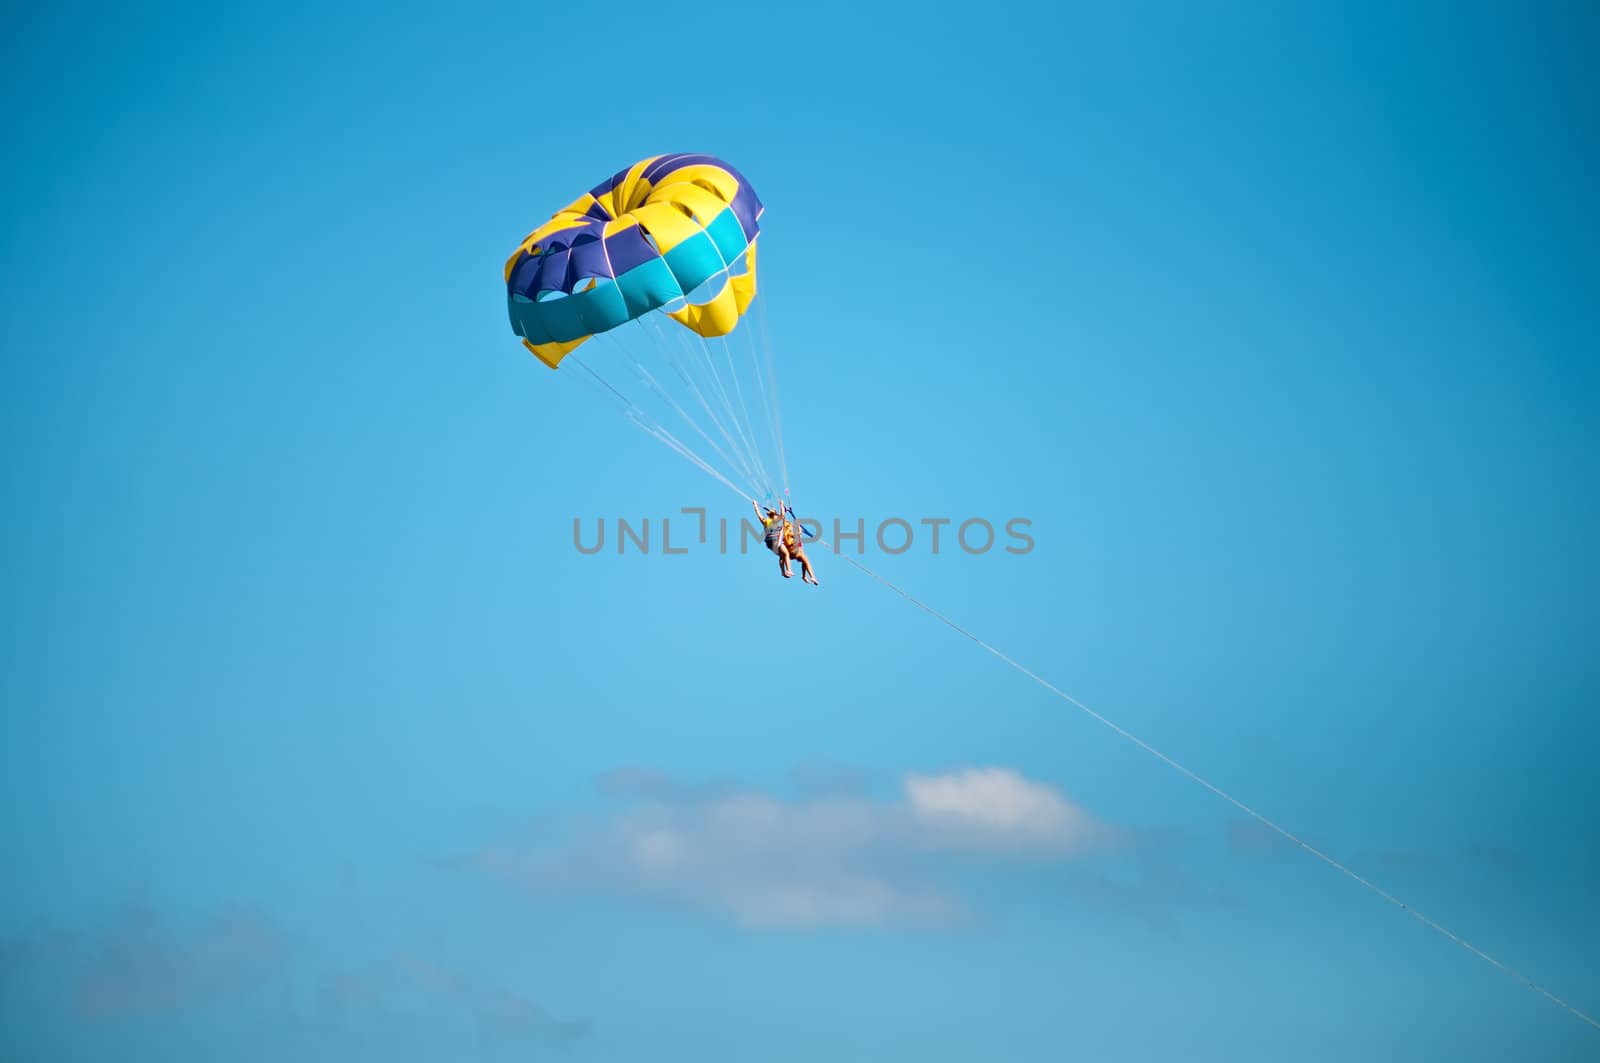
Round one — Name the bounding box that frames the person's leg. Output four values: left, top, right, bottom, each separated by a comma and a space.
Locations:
778, 543, 793, 578
795, 549, 817, 585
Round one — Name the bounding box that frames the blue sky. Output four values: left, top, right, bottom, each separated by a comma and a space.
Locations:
3, 1, 1597, 1059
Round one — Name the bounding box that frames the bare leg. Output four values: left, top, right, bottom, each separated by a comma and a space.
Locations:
777, 542, 793, 578
794, 549, 818, 585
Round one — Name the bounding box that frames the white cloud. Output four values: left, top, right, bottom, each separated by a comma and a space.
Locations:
906, 767, 1104, 852
467, 765, 1111, 930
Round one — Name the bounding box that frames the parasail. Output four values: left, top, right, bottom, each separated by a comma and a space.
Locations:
505, 154, 763, 367
504, 153, 789, 506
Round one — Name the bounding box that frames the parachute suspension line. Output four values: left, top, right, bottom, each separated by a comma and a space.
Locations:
566, 353, 753, 501
636, 420, 751, 502
715, 330, 774, 498
647, 314, 772, 499
688, 323, 771, 498
633, 315, 755, 491
645, 317, 765, 494
755, 292, 792, 500
607, 326, 755, 495
691, 233, 775, 501
552, 245, 791, 512
742, 310, 788, 504
731, 302, 790, 509
632, 418, 751, 501
819, 541, 1600, 1034
681, 232, 779, 504
734, 305, 783, 499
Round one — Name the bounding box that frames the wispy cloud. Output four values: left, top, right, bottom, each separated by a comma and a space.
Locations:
460, 766, 1116, 930
319, 952, 591, 1044
1, 900, 590, 1052
71, 904, 290, 1022
1057, 826, 1244, 939
1466, 843, 1522, 872
906, 766, 1104, 852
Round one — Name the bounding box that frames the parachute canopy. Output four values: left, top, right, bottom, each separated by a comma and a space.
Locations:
505, 154, 764, 368
503, 152, 790, 508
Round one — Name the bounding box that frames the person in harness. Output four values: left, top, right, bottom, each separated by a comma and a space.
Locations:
753, 500, 820, 586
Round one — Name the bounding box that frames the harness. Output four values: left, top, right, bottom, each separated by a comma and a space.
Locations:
760, 500, 815, 553
783, 504, 816, 542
